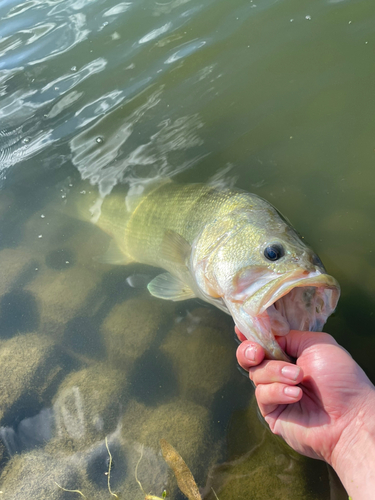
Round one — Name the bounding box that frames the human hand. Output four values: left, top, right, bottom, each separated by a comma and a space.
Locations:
236, 328, 375, 469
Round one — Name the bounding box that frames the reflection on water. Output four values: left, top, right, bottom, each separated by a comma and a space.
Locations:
1, 0, 375, 497
70, 86, 205, 196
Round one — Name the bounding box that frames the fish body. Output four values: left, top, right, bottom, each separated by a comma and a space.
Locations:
73, 181, 340, 361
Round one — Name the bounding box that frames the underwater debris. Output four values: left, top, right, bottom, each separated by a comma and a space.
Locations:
54, 482, 87, 498
160, 439, 201, 500
210, 487, 219, 500
135, 445, 166, 500
54, 436, 119, 499
135, 439, 219, 500
105, 436, 119, 499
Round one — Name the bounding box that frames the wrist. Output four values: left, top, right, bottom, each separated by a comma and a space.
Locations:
331, 387, 375, 500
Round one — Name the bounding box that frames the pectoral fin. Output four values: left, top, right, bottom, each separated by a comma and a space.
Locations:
148, 273, 196, 301
162, 230, 191, 266
95, 240, 133, 265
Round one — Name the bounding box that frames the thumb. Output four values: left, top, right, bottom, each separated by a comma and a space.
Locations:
236, 340, 266, 371
282, 330, 339, 359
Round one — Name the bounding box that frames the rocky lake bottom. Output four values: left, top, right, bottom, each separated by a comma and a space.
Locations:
0, 198, 348, 500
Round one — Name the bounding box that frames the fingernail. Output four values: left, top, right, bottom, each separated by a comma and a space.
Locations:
284, 386, 301, 398
281, 365, 300, 381
245, 345, 257, 362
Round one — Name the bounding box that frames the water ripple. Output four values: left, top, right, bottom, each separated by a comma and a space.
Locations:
103, 2, 132, 17
0, 0, 284, 182
20, 22, 55, 45
41, 58, 107, 96
0, 126, 53, 179
165, 39, 206, 64
74, 88, 124, 128
0, 89, 39, 120
0, 15, 89, 70
46, 90, 83, 119
153, 0, 192, 17
139, 22, 172, 45
4, 0, 39, 18
0, 59, 107, 122
70, 84, 205, 196
29, 13, 90, 65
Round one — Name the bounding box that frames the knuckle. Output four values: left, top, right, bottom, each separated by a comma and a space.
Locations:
254, 385, 263, 400
264, 360, 277, 375
270, 383, 281, 398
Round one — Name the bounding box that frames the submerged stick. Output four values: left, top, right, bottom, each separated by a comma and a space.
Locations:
54, 481, 87, 498
105, 436, 119, 499
211, 487, 220, 500
159, 439, 201, 500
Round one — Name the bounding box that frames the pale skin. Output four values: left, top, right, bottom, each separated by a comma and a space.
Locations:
235, 327, 375, 500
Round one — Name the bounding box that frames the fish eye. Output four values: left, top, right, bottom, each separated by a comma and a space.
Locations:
264, 244, 284, 261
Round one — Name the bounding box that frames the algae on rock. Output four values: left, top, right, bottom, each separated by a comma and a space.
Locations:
121, 399, 210, 495
51, 362, 128, 451
0, 248, 39, 297
203, 397, 347, 500
0, 430, 127, 500
160, 318, 235, 406
25, 266, 100, 340
0, 333, 67, 426
102, 296, 175, 369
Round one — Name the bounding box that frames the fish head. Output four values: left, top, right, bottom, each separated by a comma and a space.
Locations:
191, 200, 340, 361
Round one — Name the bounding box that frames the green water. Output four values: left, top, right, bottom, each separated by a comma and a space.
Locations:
1, 0, 375, 497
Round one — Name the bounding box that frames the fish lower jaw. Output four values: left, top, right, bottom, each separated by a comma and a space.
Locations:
229, 305, 290, 362
240, 327, 291, 362
242, 323, 291, 362
223, 299, 287, 360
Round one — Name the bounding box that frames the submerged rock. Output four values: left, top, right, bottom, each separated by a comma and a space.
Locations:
0, 429, 127, 500
51, 362, 128, 451
0, 421, 174, 500
203, 397, 348, 500
0, 408, 54, 457
0, 290, 40, 339
160, 307, 235, 406
25, 266, 99, 339
102, 296, 175, 370
0, 248, 39, 297
0, 333, 67, 427
127, 347, 178, 406
0, 449, 81, 499
120, 398, 210, 486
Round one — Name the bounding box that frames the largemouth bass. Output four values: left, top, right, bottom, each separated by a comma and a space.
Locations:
71, 181, 340, 361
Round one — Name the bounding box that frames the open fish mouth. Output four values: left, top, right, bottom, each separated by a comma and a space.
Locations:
244, 270, 340, 341
230, 270, 340, 361
266, 274, 339, 338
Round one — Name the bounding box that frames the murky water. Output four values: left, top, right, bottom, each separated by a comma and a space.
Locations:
1, 0, 375, 497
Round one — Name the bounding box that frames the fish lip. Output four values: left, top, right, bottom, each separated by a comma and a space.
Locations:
243, 270, 341, 317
